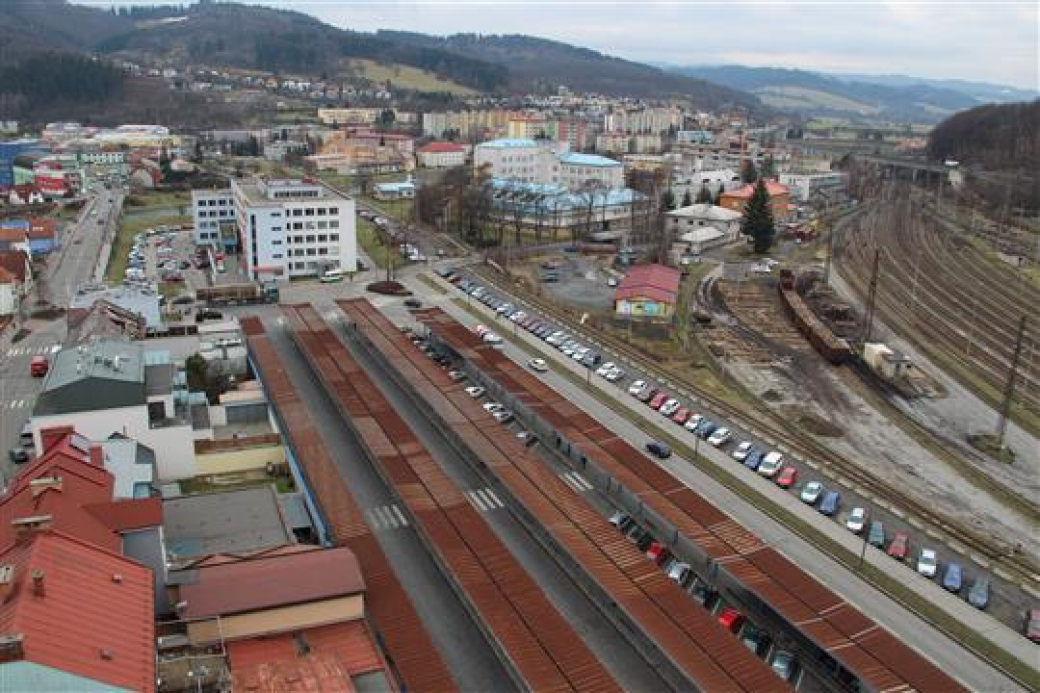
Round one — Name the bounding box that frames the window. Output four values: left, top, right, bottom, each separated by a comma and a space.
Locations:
318, 247, 328, 255
329, 219, 339, 229
272, 239, 282, 245
305, 208, 315, 216
293, 222, 303, 230
305, 235, 315, 243
317, 221, 327, 230
329, 233, 339, 241
272, 253, 283, 259
306, 248, 316, 256
292, 209, 303, 217
318, 234, 327, 242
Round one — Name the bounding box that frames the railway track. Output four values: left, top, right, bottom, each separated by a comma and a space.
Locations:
468, 265, 1040, 595
836, 195, 1040, 417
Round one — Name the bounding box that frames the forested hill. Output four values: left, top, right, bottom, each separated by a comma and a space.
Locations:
927, 100, 1040, 170
377, 32, 764, 112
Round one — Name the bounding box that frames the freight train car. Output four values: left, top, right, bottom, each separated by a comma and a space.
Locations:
778, 270, 854, 365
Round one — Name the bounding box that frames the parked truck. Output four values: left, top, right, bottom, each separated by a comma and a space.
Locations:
196, 281, 279, 306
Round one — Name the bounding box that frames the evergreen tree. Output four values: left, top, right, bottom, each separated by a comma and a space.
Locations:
660, 188, 676, 211
740, 179, 776, 254
740, 159, 758, 184
695, 185, 712, 204
681, 190, 693, 207
760, 154, 776, 180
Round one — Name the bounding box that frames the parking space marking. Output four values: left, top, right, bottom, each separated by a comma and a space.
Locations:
4, 400, 27, 410
560, 471, 594, 492
365, 504, 409, 530
467, 488, 505, 511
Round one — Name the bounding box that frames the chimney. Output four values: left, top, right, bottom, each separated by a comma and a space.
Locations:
29, 477, 62, 498
0, 634, 24, 664
39, 426, 75, 455
90, 445, 104, 468
0, 565, 14, 602
30, 569, 44, 598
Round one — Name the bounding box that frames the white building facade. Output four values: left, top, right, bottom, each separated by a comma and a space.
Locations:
231, 178, 357, 281
778, 171, 849, 202
475, 138, 623, 190
192, 189, 235, 245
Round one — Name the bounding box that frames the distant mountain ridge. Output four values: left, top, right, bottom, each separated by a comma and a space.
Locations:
661, 64, 1024, 122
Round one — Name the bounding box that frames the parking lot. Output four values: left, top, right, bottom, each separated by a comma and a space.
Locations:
442, 269, 1033, 637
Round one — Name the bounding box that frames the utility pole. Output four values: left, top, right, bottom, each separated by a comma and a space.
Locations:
860, 249, 881, 348
995, 315, 1028, 449
822, 221, 834, 286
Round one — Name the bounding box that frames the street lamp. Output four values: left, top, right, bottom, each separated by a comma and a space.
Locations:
857, 506, 871, 571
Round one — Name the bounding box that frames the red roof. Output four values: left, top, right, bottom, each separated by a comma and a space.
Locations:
27, 218, 56, 240
181, 545, 364, 619
419, 142, 464, 154
0, 266, 14, 284
723, 180, 790, 199
615, 264, 681, 305
0, 531, 155, 692
228, 621, 394, 692
0, 251, 28, 283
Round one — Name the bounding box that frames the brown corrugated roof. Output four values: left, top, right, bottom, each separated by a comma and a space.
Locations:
180, 545, 365, 619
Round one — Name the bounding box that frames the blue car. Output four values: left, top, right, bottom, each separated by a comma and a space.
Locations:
943, 563, 963, 593
696, 421, 718, 440
744, 450, 764, 471
819, 491, 841, 516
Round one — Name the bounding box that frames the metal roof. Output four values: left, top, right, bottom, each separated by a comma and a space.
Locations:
559, 151, 622, 168
476, 137, 539, 148
162, 486, 294, 559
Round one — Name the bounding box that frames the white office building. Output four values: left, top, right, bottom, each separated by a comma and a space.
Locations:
230, 178, 357, 281
192, 188, 235, 246
474, 138, 623, 190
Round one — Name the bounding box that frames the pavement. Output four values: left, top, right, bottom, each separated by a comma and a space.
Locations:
407, 268, 1032, 693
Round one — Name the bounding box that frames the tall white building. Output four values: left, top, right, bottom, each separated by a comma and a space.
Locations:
474, 138, 623, 190
192, 189, 235, 246
230, 178, 357, 281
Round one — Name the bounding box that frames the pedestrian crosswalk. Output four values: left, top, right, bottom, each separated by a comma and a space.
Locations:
466, 487, 505, 512
559, 471, 594, 493
4, 344, 60, 358
1, 399, 30, 411
364, 503, 410, 531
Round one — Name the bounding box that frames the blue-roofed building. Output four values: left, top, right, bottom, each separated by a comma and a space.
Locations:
0, 139, 48, 188
373, 180, 416, 200
474, 137, 623, 190
486, 178, 649, 242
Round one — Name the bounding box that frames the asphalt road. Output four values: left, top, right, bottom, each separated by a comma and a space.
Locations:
413, 270, 1029, 693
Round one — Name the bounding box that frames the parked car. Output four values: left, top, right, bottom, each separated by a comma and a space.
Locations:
695, 421, 718, 440
967, 577, 990, 609
1025, 608, 1040, 643
757, 451, 784, 478
917, 548, 938, 578
707, 427, 732, 447
717, 607, 744, 634
683, 414, 704, 432
846, 507, 867, 534
770, 650, 798, 682
627, 379, 647, 396
867, 521, 886, 548
8, 448, 28, 464
667, 561, 692, 586
403, 298, 422, 309
448, 370, 467, 382
646, 541, 671, 566
30, 355, 49, 377
740, 624, 772, 658
887, 531, 909, 560
660, 399, 681, 417
672, 407, 691, 425
596, 362, 616, 377
527, 358, 548, 372
608, 511, 630, 530
732, 441, 754, 462
465, 386, 486, 398
744, 451, 765, 472
690, 580, 717, 609
605, 367, 625, 382
776, 466, 798, 488
636, 387, 657, 403
482, 402, 504, 414
649, 392, 670, 410
942, 563, 963, 592
492, 410, 514, 424
819, 491, 841, 516
646, 441, 672, 459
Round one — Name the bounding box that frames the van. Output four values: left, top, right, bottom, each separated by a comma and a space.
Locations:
321, 268, 345, 283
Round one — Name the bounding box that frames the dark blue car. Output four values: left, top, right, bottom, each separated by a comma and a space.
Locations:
744, 450, 764, 471
819, 491, 841, 516
943, 563, 963, 593
696, 421, 718, 440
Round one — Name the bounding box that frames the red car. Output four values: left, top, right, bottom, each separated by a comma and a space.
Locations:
1027, 608, 1040, 643
649, 392, 670, 410
776, 466, 798, 488
646, 541, 671, 566
672, 407, 691, 424
717, 607, 744, 634
887, 531, 909, 560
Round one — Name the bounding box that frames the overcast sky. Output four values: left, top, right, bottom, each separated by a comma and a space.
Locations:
93, 1, 1038, 89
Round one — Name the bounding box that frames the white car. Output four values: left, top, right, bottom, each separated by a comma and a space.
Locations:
596, 362, 616, 377
667, 561, 691, 585
482, 402, 504, 414
659, 399, 680, 417
482, 333, 502, 344
605, 367, 625, 382
571, 347, 589, 361
917, 549, 938, 578
465, 386, 485, 398
800, 481, 824, 504
731, 441, 754, 461
492, 410, 514, 423
757, 451, 784, 478
527, 358, 548, 373
846, 507, 867, 534
707, 427, 732, 447
628, 380, 647, 396
683, 414, 704, 432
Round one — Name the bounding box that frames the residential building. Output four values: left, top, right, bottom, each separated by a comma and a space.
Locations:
230, 178, 357, 280
30, 340, 203, 480
778, 171, 849, 202
596, 132, 631, 154
0, 250, 31, 303
0, 267, 15, 316
614, 264, 681, 319
558, 151, 625, 189
677, 130, 715, 145
167, 545, 397, 691
317, 107, 383, 126
191, 188, 235, 246
69, 284, 163, 331
672, 168, 742, 200
0, 219, 58, 256
666, 204, 743, 247
417, 141, 466, 168
603, 107, 682, 134
719, 180, 793, 220
373, 181, 416, 201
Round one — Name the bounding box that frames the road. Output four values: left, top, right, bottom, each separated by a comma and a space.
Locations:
403, 269, 1029, 692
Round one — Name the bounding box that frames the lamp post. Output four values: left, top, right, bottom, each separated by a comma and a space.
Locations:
857, 507, 870, 571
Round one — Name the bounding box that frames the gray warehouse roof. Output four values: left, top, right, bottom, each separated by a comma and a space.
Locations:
33, 340, 147, 416
163, 485, 296, 559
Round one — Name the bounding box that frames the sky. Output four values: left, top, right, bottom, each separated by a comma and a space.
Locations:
90, 1, 1039, 89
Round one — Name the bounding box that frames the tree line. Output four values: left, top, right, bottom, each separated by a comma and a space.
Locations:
0, 53, 125, 113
